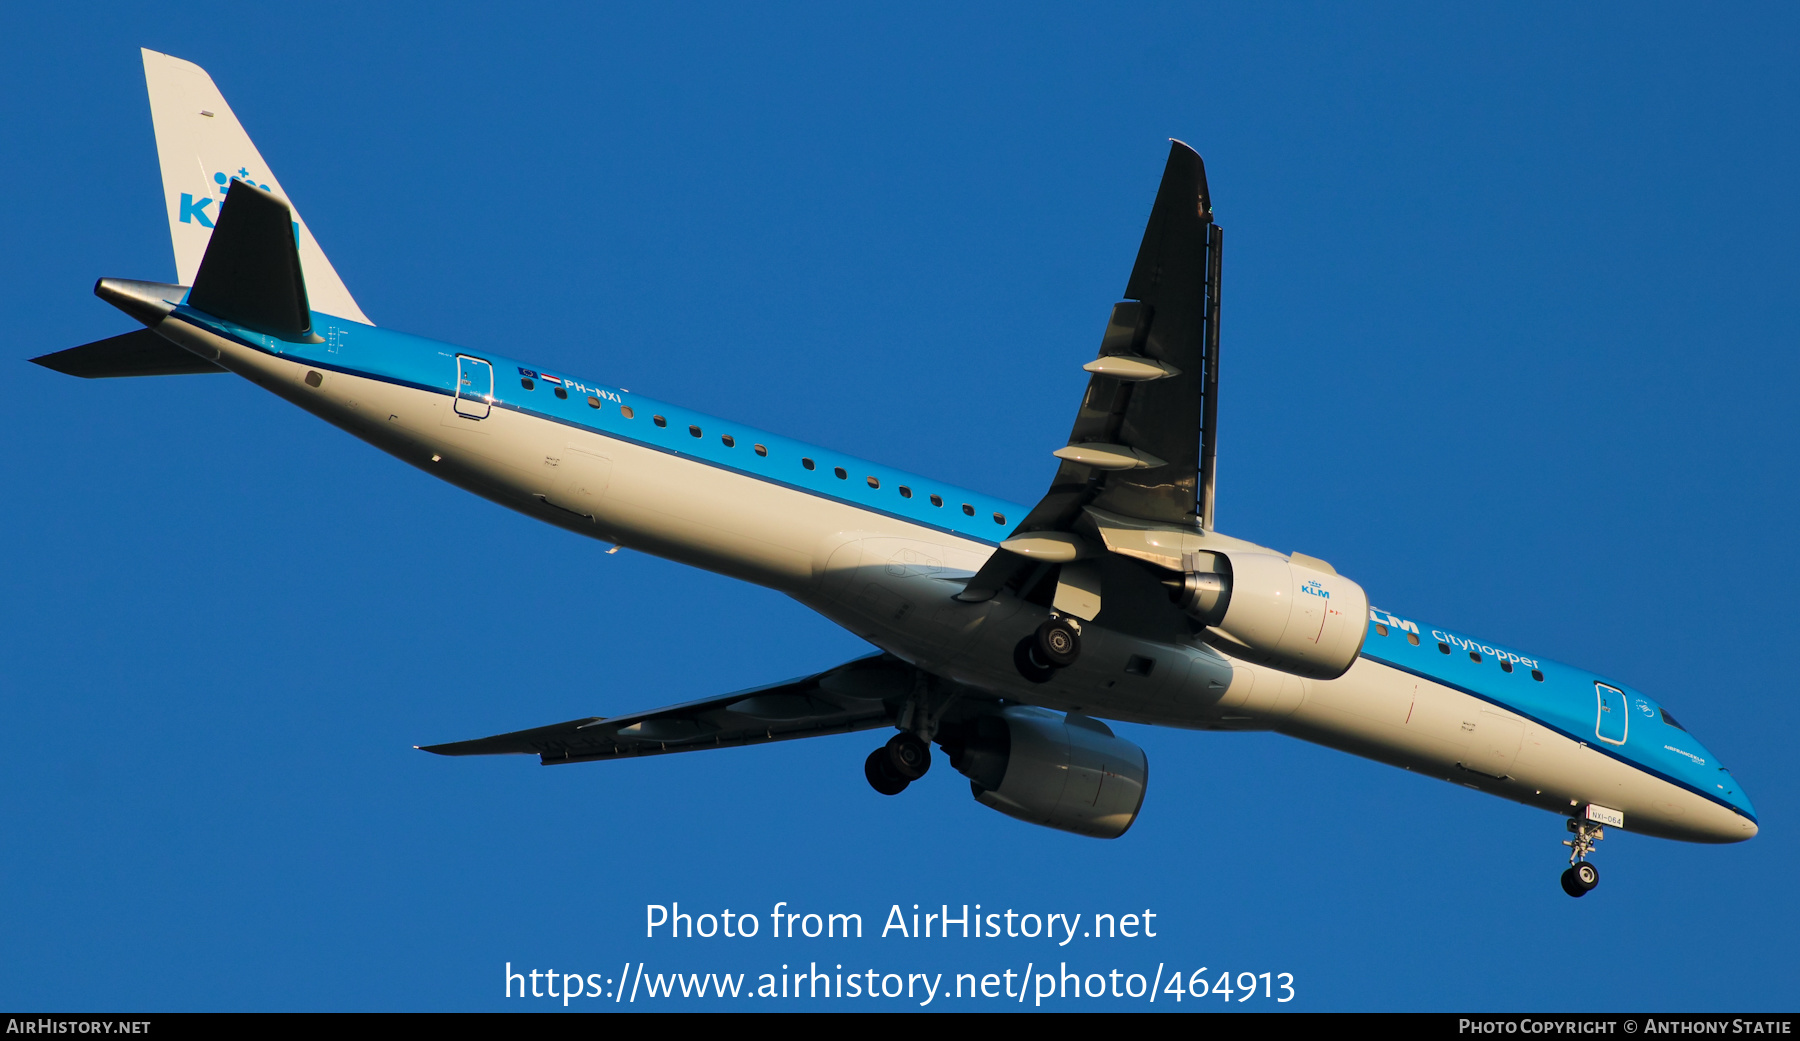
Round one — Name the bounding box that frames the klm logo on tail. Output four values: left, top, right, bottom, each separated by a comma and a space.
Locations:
178, 168, 272, 228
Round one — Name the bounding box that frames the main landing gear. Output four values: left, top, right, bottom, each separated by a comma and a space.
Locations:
864, 732, 932, 796
864, 672, 955, 796
1014, 616, 1082, 684
1559, 818, 1605, 898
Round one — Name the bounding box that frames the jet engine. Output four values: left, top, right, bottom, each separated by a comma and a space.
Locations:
1170, 550, 1369, 680
944, 707, 1147, 839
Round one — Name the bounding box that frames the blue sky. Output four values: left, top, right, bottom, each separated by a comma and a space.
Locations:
3, 2, 1796, 1011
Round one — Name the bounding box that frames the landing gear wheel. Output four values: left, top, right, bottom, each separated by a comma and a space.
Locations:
885, 732, 932, 780
1035, 617, 1081, 668
864, 748, 909, 796
1560, 862, 1599, 898
1013, 635, 1057, 683
1560, 817, 1605, 897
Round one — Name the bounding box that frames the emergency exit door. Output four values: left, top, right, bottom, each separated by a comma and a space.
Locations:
454, 355, 493, 419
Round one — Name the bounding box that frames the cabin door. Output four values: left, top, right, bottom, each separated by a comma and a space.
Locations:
1595, 682, 1629, 745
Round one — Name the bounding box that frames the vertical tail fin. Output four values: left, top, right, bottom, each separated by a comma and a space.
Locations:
141, 48, 373, 325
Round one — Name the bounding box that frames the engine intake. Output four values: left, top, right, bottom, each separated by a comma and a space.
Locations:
945, 707, 1147, 839
1170, 550, 1368, 680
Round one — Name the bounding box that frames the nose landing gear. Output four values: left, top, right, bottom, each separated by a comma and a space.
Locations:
1560, 861, 1599, 897
1559, 818, 1605, 897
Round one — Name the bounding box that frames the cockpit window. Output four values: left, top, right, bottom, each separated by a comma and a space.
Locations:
1661, 708, 1687, 731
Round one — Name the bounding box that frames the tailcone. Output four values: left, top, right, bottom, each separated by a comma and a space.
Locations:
95, 278, 185, 327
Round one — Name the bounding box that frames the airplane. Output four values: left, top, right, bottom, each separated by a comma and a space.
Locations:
34, 49, 1757, 898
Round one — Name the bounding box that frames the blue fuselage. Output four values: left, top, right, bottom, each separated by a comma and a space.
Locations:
165, 302, 1759, 834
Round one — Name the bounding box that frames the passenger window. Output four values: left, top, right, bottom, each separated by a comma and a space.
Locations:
866, 476, 879, 489
1438, 642, 1450, 654
587, 395, 601, 408
899, 486, 912, 498
930, 494, 943, 507
1407, 632, 1420, 646
834, 467, 848, 480
1375, 623, 1389, 637
962, 504, 975, 516
520, 377, 535, 390
554, 386, 568, 399
1500, 661, 1514, 673
993, 513, 1005, 525
653, 415, 667, 427
621, 406, 634, 419
802, 458, 815, 470
689, 425, 702, 438
1469, 651, 1482, 663
1531, 669, 1544, 682
753, 444, 767, 456
722, 435, 735, 447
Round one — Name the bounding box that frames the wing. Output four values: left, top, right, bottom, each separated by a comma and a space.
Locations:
418, 653, 914, 765
961, 141, 1222, 604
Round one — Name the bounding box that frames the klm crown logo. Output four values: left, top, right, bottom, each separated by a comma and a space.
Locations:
178, 167, 272, 228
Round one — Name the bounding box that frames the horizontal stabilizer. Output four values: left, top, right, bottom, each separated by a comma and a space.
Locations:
187, 179, 317, 341
30, 329, 224, 378
419, 653, 914, 765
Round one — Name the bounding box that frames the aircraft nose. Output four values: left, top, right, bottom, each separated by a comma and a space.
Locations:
1712, 796, 1757, 842
1685, 798, 1757, 843
1725, 784, 1758, 840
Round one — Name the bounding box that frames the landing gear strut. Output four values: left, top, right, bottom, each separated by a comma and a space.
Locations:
1559, 818, 1604, 898
864, 732, 932, 796
1014, 616, 1082, 683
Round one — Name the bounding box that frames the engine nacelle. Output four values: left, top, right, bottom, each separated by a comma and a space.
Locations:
1172, 550, 1369, 680
946, 707, 1147, 839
